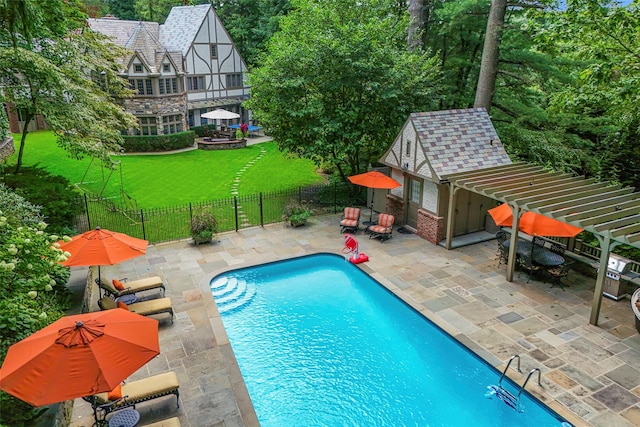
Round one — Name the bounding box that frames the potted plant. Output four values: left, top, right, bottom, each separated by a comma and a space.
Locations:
190, 209, 218, 244
282, 201, 312, 227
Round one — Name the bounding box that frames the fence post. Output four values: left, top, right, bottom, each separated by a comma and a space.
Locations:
140, 209, 146, 240
298, 187, 302, 204
259, 192, 264, 227
234, 196, 239, 232
84, 193, 91, 230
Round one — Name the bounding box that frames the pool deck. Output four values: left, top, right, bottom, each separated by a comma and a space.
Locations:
67, 214, 640, 427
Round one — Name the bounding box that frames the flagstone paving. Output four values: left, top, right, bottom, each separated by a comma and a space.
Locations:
68, 214, 640, 427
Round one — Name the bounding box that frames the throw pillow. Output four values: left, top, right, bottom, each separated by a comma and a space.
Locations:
112, 279, 125, 290
117, 301, 128, 310
107, 384, 122, 400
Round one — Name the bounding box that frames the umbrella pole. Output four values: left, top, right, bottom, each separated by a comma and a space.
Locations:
369, 191, 375, 223
98, 266, 102, 299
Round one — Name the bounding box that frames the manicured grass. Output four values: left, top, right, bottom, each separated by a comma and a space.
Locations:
6, 131, 324, 208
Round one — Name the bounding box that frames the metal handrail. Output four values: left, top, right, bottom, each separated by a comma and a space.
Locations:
498, 354, 521, 387
518, 368, 542, 397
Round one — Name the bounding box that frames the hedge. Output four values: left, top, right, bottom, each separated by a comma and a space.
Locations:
121, 131, 196, 153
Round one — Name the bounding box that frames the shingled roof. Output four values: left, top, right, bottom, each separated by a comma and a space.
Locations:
412, 108, 511, 178
380, 108, 512, 182
160, 4, 211, 55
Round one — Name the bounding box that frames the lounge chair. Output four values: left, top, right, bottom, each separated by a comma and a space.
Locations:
368, 214, 394, 242
98, 296, 174, 324
340, 207, 361, 234
142, 417, 181, 427
84, 371, 180, 420
97, 276, 165, 299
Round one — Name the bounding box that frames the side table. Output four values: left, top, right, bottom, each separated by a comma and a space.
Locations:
116, 294, 138, 305
108, 408, 140, 427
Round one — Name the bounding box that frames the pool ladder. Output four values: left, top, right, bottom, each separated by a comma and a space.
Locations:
494, 355, 542, 411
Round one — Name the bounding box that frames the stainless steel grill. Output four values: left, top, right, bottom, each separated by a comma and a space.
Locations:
603, 254, 632, 300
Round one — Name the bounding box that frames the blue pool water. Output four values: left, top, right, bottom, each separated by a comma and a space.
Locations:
211, 253, 573, 427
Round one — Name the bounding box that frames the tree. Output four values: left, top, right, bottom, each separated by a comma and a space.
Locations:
0, 0, 137, 173
474, 0, 507, 110
106, 0, 140, 19
245, 0, 440, 181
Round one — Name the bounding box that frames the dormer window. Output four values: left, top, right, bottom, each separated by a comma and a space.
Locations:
134, 64, 143, 73
163, 63, 170, 72
210, 44, 217, 59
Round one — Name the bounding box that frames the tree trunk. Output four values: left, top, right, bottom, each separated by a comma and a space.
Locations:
14, 114, 32, 173
407, 0, 424, 50
474, 0, 507, 112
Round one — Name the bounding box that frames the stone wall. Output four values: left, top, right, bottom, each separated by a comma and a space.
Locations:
124, 93, 188, 133
198, 139, 247, 150
0, 136, 15, 160
417, 209, 445, 245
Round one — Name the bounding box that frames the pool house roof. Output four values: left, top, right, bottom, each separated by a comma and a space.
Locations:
442, 162, 640, 325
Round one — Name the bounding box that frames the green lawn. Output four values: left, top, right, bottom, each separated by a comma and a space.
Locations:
6, 131, 324, 208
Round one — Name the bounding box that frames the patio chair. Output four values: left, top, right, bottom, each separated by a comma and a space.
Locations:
368, 214, 395, 242
545, 260, 575, 290
516, 242, 542, 283
97, 276, 165, 299
340, 207, 361, 234
98, 296, 174, 324
85, 371, 180, 420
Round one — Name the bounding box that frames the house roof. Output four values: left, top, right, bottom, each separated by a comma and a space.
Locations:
411, 108, 511, 178
160, 4, 211, 55
88, 18, 184, 74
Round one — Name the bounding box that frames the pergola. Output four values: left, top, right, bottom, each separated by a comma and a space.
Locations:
443, 162, 640, 325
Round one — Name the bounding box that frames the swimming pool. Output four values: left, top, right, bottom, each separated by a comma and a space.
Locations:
211, 253, 573, 426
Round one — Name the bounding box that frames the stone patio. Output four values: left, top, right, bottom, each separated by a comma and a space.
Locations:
67, 214, 640, 427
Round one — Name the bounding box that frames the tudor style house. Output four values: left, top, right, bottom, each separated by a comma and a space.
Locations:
86, 4, 249, 136
379, 108, 512, 245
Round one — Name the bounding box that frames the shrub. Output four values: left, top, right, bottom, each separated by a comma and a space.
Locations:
282, 200, 312, 226
2, 167, 82, 234
120, 131, 195, 152
190, 209, 218, 243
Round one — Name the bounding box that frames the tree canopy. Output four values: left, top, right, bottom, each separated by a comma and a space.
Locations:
245, 0, 441, 181
0, 0, 137, 172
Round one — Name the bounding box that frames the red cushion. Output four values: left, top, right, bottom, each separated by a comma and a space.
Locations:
112, 279, 125, 290
117, 301, 128, 310
107, 384, 122, 400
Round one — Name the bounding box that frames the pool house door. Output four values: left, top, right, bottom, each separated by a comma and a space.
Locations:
405, 176, 422, 229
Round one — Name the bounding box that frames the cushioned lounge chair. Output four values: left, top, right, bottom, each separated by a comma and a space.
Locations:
85, 371, 180, 420
98, 297, 174, 324
340, 207, 361, 234
142, 417, 181, 427
97, 276, 165, 298
368, 214, 394, 242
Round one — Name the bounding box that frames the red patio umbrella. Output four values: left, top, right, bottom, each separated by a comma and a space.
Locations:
488, 203, 583, 237
348, 171, 401, 223
0, 309, 159, 407
57, 227, 148, 296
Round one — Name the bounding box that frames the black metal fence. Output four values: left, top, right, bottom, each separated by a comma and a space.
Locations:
74, 181, 365, 244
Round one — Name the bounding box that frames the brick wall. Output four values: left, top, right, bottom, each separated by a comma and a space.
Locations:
417, 209, 445, 245
386, 194, 404, 221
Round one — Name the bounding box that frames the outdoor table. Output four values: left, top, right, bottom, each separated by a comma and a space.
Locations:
108, 408, 140, 427
502, 240, 565, 267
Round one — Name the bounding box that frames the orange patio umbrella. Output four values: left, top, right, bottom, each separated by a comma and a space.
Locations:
0, 309, 159, 408
348, 171, 401, 223
58, 227, 148, 296
488, 203, 583, 237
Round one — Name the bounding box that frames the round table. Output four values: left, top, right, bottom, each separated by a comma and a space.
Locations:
108, 409, 140, 427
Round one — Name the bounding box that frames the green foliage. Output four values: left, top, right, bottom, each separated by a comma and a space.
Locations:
2, 167, 83, 234
190, 209, 218, 242
246, 0, 441, 182
121, 131, 196, 153
0, 0, 137, 172
189, 124, 218, 137
0, 186, 71, 424
282, 200, 312, 225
